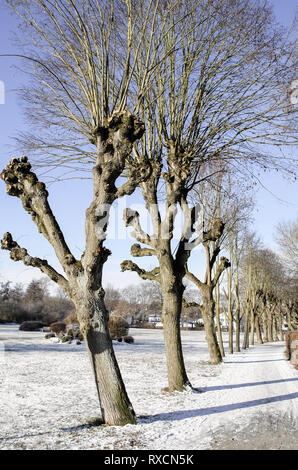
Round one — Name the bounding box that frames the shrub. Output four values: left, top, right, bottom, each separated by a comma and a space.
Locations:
123, 336, 134, 344
108, 314, 129, 340
50, 321, 66, 334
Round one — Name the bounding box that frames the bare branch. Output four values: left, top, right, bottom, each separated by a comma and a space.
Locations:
185, 266, 204, 290
203, 219, 225, 243
123, 208, 152, 246
210, 246, 221, 272
120, 260, 160, 282
1, 157, 77, 275
212, 256, 231, 288
116, 159, 152, 198
182, 299, 202, 309
131, 243, 156, 257
1, 232, 70, 294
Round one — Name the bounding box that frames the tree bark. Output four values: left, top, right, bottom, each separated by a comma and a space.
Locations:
215, 283, 225, 357
287, 308, 295, 331
76, 290, 135, 425
161, 289, 191, 391
255, 315, 263, 344
267, 309, 273, 342
272, 315, 279, 342
278, 314, 284, 341
242, 310, 250, 349
228, 310, 234, 354
226, 265, 233, 354
121, 217, 193, 392
202, 288, 222, 364
159, 244, 192, 391
250, 311, 255, 345
235, 316, 241, 352
234, 242, 241, 353
263, 310, 269, 342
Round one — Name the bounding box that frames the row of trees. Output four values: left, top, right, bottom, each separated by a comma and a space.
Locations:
2, 215, 296, 337
0, 277, 198, 326
212, 219, 298, 358
1, 0, 297, 425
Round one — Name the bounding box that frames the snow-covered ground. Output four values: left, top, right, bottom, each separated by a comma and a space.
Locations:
0, 324, 297, 450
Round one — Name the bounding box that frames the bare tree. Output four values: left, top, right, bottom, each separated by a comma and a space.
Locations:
240, 232, 263, 348
185, 219, 230, 364
241, 243, 287, 346
192, 168, 254, 358
118, 281, 162, 321
220, 178, 254, 353
1, 0, 189, 425
224, 226, 248, 353
274, 218, 298, 277
0, 281, 25, 323
121, 0, 297, 387
104, 284, 121, 313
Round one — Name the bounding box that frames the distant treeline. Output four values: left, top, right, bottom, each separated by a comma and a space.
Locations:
0, 278, 202, 326
0, 279, 73, 324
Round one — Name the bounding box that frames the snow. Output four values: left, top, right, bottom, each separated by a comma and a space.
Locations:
0, 324, 297, 450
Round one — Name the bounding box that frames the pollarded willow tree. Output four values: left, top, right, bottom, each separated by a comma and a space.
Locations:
121, 0, 297, 388
184, 170, 254, 363
224, 220, 250, 354
1, 0, 191, 425
241, 246, 288, 345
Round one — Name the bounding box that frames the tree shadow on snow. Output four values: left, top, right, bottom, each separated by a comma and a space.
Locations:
3, 343, 86, 353
141, 392, 298, 423
199, 377, 298, 392
0, 423, 94, 443
224, 359, 285, 364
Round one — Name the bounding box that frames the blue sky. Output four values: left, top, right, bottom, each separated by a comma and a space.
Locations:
0, 0, 297, 290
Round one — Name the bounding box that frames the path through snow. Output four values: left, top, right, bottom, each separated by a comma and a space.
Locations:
0, 325, 297, 450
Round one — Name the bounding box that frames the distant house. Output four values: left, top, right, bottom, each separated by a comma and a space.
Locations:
148, 314, 162, 324
148, 315, 204, 329
181, 319, 204, 329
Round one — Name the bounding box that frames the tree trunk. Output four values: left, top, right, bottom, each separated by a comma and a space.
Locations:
229, 314, 233, 354
202, 289, 222, 364
234, 259, 241, 352
162, 290, 192, 391
273, 315, 279, 342
227, 268, 233, 354
287, 309, 294, 331
242, 310, 250, 349
215, 284, 225, 357
255, 315, 263, 344
278, 314, 284, 341
267, 309, 273, 342
263, 310, 268, 342
250, 311, 255, 345
235, 315, 241, 352
76, 291, 136, 426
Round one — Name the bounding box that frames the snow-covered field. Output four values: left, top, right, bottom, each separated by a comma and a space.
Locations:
0, 324, 297, 450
